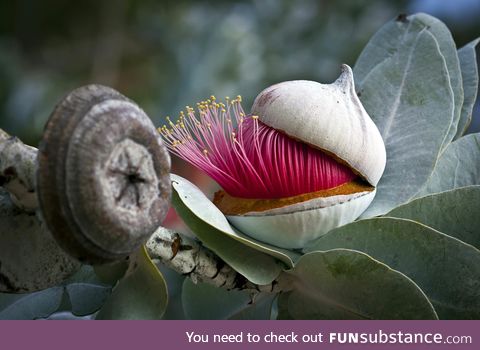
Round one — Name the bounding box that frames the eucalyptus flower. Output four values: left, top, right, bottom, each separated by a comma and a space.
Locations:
160, 64, 386, 248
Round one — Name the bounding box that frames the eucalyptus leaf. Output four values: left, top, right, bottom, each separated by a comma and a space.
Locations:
42, 311, 94, 320
354, 17, 454, 217
388, 186, 480, 249
229, 293, 276, 320
276, 292, 293, 320
412, 14, 463, 148
0, 287, 64, 320
66, 283, 111, 316
155, 263, 186, 320
355, 13, 462, 148
63, 264, 106, 285
455, 38, 479, 138
171, 174, 294, 284
417, 133, 480, 196
278, 249, 437, 320
0, 265, 112, 319
95, 246, 168, 320
93, 259, 129, 285
182, 278, 251, 319
62, 265, 112, 316
306, 218, 480, 319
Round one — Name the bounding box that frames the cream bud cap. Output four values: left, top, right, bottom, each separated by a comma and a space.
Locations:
251, 64, 386, 186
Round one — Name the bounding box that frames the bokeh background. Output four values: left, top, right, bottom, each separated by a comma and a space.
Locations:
1, 0, 479, 199
1, 0, 479, 320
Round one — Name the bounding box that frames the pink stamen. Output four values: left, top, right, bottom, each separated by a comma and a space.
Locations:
159, 97, 356, 199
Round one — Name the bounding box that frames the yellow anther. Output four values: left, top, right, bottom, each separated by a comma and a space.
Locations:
252, 115, 259, 120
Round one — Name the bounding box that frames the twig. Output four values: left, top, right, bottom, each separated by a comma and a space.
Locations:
0, 128, 286, 293
0, 129, 38, 212
146, 226, 284, 293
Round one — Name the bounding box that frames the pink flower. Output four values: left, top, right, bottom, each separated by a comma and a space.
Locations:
159, 96, 355, 200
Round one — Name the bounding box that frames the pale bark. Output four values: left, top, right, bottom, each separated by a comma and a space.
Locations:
0, 128, 284, 293
0, 129, 38, 212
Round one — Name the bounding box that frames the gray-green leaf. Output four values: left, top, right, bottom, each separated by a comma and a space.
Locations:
354, 16, 454, 217
306, 217, 480, 319
66, 283, 111, 316
412, 14, 463, 148
182, 278, 251, 320
229, 293, 276, 320
0, 287, 64, 320
0, 265, 113, 319
171, 174, 294, 285
455, 38, 480, 139
355, 13, 462, 149
417, 133, 480, 196
95, 246, 168, 320
387, 186, 480, 249
278, 249, 437, 319
61, 265, 112, 316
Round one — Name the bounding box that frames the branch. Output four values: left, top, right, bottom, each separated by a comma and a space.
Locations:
0, 128, 286, 294
0, 129, 38, 212
146, 226, 284, 293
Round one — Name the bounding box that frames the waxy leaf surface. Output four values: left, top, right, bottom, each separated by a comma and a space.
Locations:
410, 14, 463, 148
171, 174, 299, 283
455, 38, 479, 138
0, 287, 63, 320
388, 186, 480, 249
96, 246, 168, 320
278, 249, 437, 319
306, 218, 480, 319
0, 265, 112, 319
417, 133, 480, 196
61, 265, 112, 316
182, 278, 251, 320
354, 15, 455, 217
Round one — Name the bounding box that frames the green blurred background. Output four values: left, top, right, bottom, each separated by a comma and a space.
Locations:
2, 0, 479, 225
0, 0, 479, 205
1, 0, 479, 147
1, 0, 476, 319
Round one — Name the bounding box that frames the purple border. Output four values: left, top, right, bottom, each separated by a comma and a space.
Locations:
0, 320, 477, 350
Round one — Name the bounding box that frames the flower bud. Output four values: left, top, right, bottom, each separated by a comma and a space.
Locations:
160, 65, 386, 249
